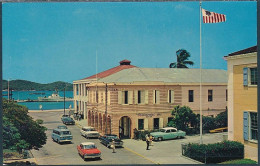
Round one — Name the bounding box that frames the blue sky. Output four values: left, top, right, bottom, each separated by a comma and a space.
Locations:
3, 2, 257, 83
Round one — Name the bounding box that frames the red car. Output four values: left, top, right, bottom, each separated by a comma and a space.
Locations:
77, 142, 101, 160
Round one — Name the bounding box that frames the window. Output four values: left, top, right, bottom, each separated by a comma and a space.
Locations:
138, 119, 144, 130
153, 118, 159, 130
208, 90, 213, 102
250, 112, 258, 141
189, 90, 194, 102
168, 90, 174, 103
137, 90, 145, 104
250, 68, 257, 85
153, 90, 160, 104
168, 117, 173, 123
226, 89, 228, 101
124, 91, 128, 104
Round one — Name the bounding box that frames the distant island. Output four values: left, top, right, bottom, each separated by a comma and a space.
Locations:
2, 79, 73, 91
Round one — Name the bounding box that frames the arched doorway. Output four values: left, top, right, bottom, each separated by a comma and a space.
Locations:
119, 116, 131, 139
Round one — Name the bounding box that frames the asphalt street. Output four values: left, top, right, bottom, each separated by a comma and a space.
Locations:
29, 110, 155, 165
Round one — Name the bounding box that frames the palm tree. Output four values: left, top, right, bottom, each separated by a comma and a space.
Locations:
169, 49, 194, 68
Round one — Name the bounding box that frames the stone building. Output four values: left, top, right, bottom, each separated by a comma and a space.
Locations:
73, 60, 227, 138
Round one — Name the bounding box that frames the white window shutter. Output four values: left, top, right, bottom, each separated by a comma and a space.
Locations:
134, 90, 138, 104
129, 91, 133, 104
107, 91, 110, 105
153, 90, 155, 104
159, 118, 163, 128
145, 90, 149, 104
171, 90, 175, 103
135, 119, 138, 130
157, 91, 160, 104
167, 90, 170, 103
118, 91, 122, 104
144, 118, 148, 130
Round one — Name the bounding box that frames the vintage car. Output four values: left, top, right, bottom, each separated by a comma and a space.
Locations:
62, 117, 75, 125
57, 125, 68, 129
80, 126, 100, 138
61, 114, 70, 120
52, 128, 73, 144
150, 127, 186, 141
77, 142, 101, 160
99, 134, 123, 148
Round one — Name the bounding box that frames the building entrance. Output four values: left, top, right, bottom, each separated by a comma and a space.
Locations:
119, 116, 131, 139
154, 118, 159, 130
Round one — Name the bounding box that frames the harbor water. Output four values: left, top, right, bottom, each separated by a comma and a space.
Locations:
3, 90, 74, 110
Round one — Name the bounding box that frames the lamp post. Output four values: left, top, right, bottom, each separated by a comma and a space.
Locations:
64, 87, 66, 115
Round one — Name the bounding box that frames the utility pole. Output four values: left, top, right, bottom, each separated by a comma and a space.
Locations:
105, 83, 107, 134
64, 87, 66, 115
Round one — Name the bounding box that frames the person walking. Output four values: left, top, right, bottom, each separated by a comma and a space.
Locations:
111, 139, 116, 153
149, 135, 153, 146
146, 134, 150, 150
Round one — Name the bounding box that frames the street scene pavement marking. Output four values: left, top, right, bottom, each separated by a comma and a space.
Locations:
124, 147, 159, 165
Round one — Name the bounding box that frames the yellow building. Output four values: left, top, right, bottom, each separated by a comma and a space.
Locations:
224, 46, 258, 161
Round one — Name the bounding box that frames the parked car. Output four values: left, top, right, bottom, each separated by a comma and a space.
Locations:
57, 125, 68, 129
99, 134, 123, 148
80, 126, 100, 138
77, 142, 101, 160
150, 127, 186, 141
62, 117, 75, 125
52, 128, 73, 144
61, 114, 70, 120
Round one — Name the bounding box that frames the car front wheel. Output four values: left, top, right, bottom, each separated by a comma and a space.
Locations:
158, 137, 163, 141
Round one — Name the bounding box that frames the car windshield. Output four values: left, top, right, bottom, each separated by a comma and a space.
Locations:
107, 135, 118, 140
83, 144, 97, 149
58, 126, 67, 129
160, 129, 166, 132
83, 128, 96, 131
62, 131, 71, 135
64, 118, 73, 121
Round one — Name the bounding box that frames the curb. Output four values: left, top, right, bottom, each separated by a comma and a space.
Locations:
180, 155, 204, 164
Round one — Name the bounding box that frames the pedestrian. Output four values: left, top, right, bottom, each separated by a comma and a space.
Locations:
134, 128, 138, 140
111, 139, 116, 153
119, 127, 123, 139
146, 134, 150, 150
149, 135, 153, 146
39, 104, 43, 111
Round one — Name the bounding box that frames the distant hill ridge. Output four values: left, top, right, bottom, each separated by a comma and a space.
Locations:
2, 79, 73, 91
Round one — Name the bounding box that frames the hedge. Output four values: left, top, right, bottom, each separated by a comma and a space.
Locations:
183, 141, 244, 163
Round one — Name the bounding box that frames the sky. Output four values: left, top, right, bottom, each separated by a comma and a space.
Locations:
3, 2, 257, 84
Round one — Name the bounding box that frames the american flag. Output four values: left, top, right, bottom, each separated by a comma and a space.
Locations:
202, 8, 226, 23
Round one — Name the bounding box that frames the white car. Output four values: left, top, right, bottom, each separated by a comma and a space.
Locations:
80, 126, 100, 138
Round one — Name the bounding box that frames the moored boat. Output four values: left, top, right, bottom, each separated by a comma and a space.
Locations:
38, 91, 73, 102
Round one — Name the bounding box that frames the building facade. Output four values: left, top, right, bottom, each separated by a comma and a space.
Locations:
73, 60, 227, 139
224, 46, 258, 161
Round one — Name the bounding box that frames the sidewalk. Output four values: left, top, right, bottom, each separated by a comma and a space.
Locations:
122, 139, 201, 164
74, 119, 201, 164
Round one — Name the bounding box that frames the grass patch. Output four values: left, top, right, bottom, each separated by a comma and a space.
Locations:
3, 149, 23, 160
220, 158, 257, 164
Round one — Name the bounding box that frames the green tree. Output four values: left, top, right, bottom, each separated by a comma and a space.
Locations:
215, 109, 227, 128
3, 99, 47, 150
168, 105, 198, 131
169, 49, 194, 68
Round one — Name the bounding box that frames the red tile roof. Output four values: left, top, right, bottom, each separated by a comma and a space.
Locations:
227, 45, 257, 57
82, 60, 136, 80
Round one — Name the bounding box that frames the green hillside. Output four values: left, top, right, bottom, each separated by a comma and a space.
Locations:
2, 80, 73, 91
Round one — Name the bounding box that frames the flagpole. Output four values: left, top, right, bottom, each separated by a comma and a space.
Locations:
199, 1, 203, 144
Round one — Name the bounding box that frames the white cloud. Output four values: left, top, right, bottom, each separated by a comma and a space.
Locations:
174, 4, 193, 12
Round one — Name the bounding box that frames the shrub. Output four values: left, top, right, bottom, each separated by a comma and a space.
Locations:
183, 141, 244, 163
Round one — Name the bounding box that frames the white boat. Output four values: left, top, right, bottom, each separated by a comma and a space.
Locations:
38, 91, 73, 102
